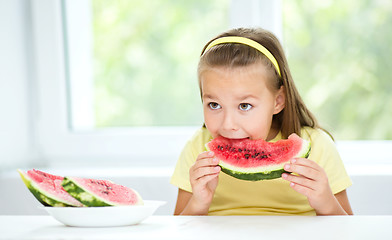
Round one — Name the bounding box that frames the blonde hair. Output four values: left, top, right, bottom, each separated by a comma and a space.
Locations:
198, 28, 324, 139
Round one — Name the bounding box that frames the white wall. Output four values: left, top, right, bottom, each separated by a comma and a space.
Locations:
0, 0, 38, 171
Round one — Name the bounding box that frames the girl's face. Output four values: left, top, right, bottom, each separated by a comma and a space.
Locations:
200, 63, 285, 141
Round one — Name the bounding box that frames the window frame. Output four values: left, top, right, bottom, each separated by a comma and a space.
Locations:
31, 0, 392, 167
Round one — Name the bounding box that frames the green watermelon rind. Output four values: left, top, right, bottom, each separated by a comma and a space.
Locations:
61, 177, 144, 207
17, 169, 82, 207
62, 177, 113, 207
207, 137, 311, 181
221, 168, 287, 181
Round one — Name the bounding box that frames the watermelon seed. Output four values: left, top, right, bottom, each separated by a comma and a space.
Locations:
244, 154, 250, 159
238, 149, 242, 152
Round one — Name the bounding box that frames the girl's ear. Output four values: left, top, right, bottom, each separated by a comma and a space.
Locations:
273, 86, 285, 114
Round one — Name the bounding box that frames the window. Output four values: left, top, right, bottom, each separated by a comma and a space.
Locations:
282, 0, 392, 140
65, 0, 282, 130
32, 0, 281, 167
31, 0, 391, 167
65, 0, 230, 129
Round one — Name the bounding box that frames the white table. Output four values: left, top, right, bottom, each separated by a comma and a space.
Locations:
1, 215, 391, 240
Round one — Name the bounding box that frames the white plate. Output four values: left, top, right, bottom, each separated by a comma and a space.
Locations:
41, 200, 166, 227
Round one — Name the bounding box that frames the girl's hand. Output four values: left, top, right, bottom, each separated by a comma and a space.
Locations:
189, 151, 221, 211
281, 158, 342, 215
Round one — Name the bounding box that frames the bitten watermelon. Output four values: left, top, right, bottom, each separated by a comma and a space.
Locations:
18, 169, 83, 207
62, 177, 144, 207
206, 133, 311, 181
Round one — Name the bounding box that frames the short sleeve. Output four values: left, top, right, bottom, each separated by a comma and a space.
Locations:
170, 128, 212, 193
170, 140, 197, 192
306, 128, 353, 194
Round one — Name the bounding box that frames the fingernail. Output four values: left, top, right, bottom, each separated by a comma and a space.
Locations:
213, 157, 219, 163
214, 166, 221, 171
282, 173, 287, 179
208, 151, 214, 156
284, 164, 290, 170
291, 159, 296, 163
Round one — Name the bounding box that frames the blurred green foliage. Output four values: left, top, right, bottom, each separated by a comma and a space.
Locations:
283, 0, 392, 140
92, 0, 228, 127
92, 0, 392, 140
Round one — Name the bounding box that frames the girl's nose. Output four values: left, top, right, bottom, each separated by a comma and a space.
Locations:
222, 111, 239, 132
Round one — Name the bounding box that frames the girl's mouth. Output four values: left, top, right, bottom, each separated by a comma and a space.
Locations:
220, 136, 250, 140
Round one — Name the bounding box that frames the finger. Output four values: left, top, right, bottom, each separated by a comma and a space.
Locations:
284, 163, 319, 180
282, 173, 316, 190
193, 166, 221, 181
288, 181, 313, 198
290, 158, 321, 171
192, 157, 220, 171
197, 172, 220, 186
197, 151, 215, 160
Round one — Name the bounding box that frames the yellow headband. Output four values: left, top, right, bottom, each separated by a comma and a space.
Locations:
202, 36, 281, 77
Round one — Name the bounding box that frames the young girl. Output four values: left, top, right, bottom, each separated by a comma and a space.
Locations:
170, 28, 353, 216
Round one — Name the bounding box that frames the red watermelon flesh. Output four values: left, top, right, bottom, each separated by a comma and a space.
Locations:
19, 169, 83, 207
61, 177, 144, 206
206, 133, 311, 181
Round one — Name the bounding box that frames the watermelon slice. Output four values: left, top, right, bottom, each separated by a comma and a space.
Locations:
62, 177, 144, 207
18, 169, 84, 207
206, 133, 311, 181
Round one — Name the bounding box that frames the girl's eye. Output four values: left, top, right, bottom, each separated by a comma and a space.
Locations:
208, 102, 221, 110
239, 103, 252, 111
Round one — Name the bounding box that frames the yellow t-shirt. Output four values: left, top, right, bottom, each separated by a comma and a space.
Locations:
170, 127, 352, 216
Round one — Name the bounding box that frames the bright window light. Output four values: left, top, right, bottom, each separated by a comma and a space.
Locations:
283, 0, 392, 140
64, 0, 229, 130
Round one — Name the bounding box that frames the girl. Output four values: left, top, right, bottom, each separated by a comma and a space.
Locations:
170, 28, 353, 216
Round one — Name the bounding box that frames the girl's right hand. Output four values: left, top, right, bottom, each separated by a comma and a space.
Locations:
189, 151, 221, 210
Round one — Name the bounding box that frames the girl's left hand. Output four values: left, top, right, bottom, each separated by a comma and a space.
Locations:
281, 158, 337, 215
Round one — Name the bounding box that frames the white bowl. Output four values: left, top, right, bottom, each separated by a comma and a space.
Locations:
41, 200, 166, 227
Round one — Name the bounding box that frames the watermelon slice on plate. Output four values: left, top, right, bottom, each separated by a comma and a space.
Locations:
62, 177, 144, 207
206, 133, 311, 181
18, 169, 83, 207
